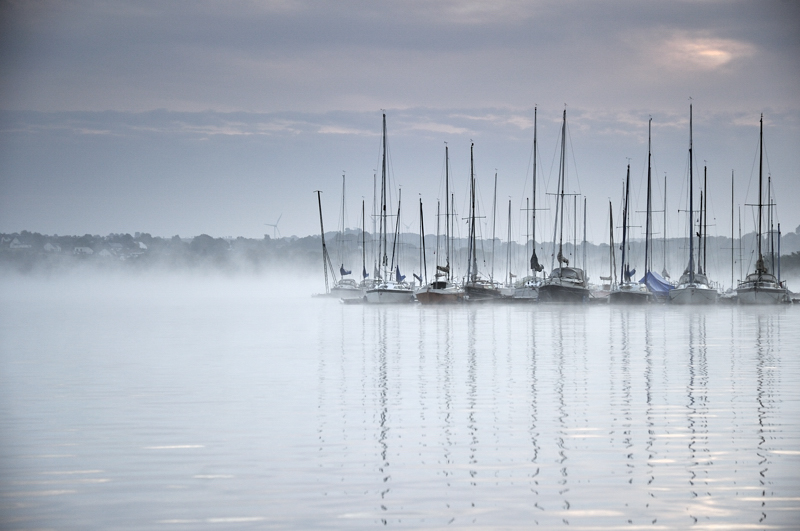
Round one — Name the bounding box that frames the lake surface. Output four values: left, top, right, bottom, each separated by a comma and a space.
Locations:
1, 275, 799, 529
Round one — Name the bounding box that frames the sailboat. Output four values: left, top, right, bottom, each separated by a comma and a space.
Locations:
669, 104, 718, 304
329, 174, 362, 299
609, 163, 650, 303
639, 119, 673, 301
736, 114, 791, 304
358, 199, 377, 293
416, 145, 464, 304
537, 109, 590, 303
595, 201, 617, 299
463, 143, 506, 302
365, 114, 414, 304
514, 105, 543, 301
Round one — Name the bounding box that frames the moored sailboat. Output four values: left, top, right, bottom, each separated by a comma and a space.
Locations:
609, 162, 650, 304
329, 174, 363, 299
669, 104, 718, 304
416, 144, 464, 304
365, 114, 414, 304
514, 106, 544, 301
736, 114, 790, 304
463, 143, 506, 302
537, 109, 590, 303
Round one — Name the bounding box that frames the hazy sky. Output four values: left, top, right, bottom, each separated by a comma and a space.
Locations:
1, 0, 798, 243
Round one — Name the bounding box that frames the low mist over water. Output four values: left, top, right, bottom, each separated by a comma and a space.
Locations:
1, 273, 798, 529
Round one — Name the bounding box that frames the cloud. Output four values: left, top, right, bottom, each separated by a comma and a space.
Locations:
662, 35, 755, 70
407, 122, 472, 136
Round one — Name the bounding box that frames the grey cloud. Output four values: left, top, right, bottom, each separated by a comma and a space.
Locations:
2, 1, 798, 113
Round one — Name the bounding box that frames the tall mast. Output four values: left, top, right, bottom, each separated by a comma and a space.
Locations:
419, 198, 426, 285
380, 114, 388, 278
532, 105, 538, 276
316, 190, 330, 294
645, 118, 652, 275
362, 199, 366, 282
468, 143, 478, 283
688, 103, 695, 284
663, 174, 668, 277
557, 109, 567, 265
491, 171, 498, 283
621, 164, 630, 282
757, 114, 764, 274
507, 199, 512, 285
609, 200, 616, 285
340, 173, 346, 270
730, 170, 734, 289
445, 144, 451, 280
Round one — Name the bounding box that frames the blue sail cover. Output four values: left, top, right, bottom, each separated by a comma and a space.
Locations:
340, 265, 352, 276
395, 267, 406, 282
640, 271, 674, 298
362, 267, 369, 279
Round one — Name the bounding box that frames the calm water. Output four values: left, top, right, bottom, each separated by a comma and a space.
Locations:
1, 275, 799, 529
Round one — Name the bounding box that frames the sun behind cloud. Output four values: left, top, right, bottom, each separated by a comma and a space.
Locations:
665, 35, 755, 70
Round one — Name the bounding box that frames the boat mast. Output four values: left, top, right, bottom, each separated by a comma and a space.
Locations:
663, 174, 668, 277
557, 109, 567, 269
445, 144, 451, 281
491, 171, 497, 283
532, 106, 538, 277
380, 114, 388, 279
340, 173, 346, 269
645, 118, 652, 275
777, 223, 781, 283
621, 164, 630, 282
688, 103, 695, 284
609, 201, 616, 285
468, 143, 478, 283
316, 190, 330, 294
730, 170, 734, 289
362, 199, 366, 282
756, 114, 764, 275
420, 198, 427, 285
507, 199, 512, 285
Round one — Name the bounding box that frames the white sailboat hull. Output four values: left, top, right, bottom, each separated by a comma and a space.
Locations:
668, 285, 718, 304
331, 286, 363, 300
736, 285, 789, 304
365, 284, 414, 304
